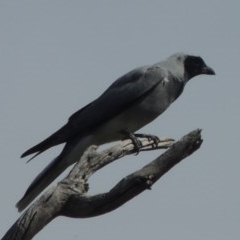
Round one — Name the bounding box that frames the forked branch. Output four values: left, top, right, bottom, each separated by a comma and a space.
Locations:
2, 129, 202, 240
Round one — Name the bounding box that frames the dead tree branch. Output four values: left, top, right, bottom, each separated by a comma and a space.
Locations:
2, 129, 202, 240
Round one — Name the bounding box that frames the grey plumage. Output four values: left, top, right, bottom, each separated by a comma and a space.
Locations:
17, 53, 215, 211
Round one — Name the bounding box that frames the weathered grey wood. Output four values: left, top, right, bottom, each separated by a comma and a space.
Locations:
2, 130, 202, 240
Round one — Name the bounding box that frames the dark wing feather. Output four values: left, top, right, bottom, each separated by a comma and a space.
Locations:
21, 66, 163, 158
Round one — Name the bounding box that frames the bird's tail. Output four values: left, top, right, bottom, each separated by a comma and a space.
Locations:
16, 154, 68, 212
21, 124, 69, 160
17, 135, 95, 212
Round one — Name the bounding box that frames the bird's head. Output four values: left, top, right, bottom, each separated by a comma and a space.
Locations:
183, 54, 215, 80
167, 53, 215, 82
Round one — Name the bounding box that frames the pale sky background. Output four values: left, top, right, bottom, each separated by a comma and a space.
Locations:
0, 1, 239, 239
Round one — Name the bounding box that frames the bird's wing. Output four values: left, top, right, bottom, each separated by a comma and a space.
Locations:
21, 66, 164, 158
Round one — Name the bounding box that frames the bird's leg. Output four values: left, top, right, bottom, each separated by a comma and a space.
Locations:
133, 133, 160, 148
120, 130, 143, 154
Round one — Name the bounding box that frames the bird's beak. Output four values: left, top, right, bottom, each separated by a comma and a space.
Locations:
202, 65, 215, 75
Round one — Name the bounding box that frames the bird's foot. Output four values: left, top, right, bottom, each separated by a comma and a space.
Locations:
121, 130, 143, 154
134, 133, 160, 148
121, 131, 160, 154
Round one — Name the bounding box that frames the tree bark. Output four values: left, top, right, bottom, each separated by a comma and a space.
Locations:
2, 129, 202, 240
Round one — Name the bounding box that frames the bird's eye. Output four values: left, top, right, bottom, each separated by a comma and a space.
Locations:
193, 59, 203, 68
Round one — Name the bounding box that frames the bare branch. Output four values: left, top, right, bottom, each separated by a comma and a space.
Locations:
2, 129, 202, 240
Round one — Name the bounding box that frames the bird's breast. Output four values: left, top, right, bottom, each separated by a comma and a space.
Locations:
92, 85, 174, 144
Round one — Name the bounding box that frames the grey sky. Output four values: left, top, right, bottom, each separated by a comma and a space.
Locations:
0, 0, 239, 239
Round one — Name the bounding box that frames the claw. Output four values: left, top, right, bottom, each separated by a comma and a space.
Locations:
134, 133, 160, 148
121, 130, 142, 154
121, 131, 162, 154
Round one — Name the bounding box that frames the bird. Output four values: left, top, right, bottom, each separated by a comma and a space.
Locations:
17, 53, 215, 212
